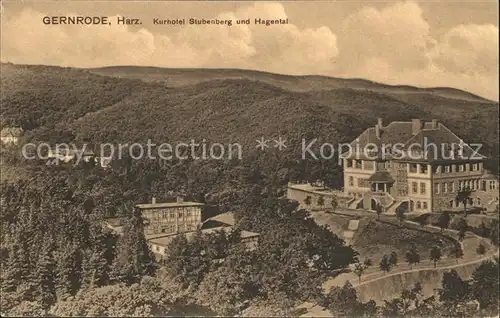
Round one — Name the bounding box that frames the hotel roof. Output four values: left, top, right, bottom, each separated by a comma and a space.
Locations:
136, 201, 204, 209
346, 120, 485, 162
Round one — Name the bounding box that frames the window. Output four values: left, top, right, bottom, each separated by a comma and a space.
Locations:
412, 182, 418, 194
355, 160, 362, 169
348, 176, 354, 187
364, 161, 374, 170
471, 163, 478, 171
449, 200, 454, 208
490, 181, 497, 190
435, 183, 440, 194
448, 182, 454, 193
421, 165, 428, 174
357, 178, 369, 188
420, 182, 426, 194
444, 183, 448, 193
423, 202, 428, 210
346, 159, 353, 168
459, 164, 465, 172
417, 201, 422, 209
410, 164, 418, 173
444, 165, 451, 173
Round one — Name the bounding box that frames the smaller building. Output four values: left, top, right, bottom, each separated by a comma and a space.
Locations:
47, 147, 95, 163
286, 182, 352, 210
148, 226, 260, 258
201, 211, 236, 229
137, 197, 204, 235
0, 127, 24, 145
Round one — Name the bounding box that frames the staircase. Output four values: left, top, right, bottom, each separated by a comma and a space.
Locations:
348, 197, 363, 209
342, 219, 360, 245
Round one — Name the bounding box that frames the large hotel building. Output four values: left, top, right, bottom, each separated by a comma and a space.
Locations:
343, 118, 498, 214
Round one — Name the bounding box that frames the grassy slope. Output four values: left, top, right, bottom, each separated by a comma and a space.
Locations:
353, 220, 456, 261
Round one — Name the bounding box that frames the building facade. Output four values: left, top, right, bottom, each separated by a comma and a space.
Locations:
137, 197, 204, 235
148, 226, 259, 259
0, 127, 23, 145
343, 118, 499, 214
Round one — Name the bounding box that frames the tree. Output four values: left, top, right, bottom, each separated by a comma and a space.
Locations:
353, 262, 367, 284
375, 203, 383, 220
489, 219, 499, 246
317, 196, 325, 209
405, 244, 420, 269
389, 251, 398, 267
33, 240, 57, 307
476, 242, 486, 255
456, 218, 468, 241
379, 255, 392, 274
330, 196, 338, 213
430, 245, 442, 268
449, 245, 464, 264
439, 270, 470, 312
455, 187, 472, 216
470, 258, 499, 310
163, 231, 210, 288
396, 206, 406, 226
383, 283, 423, 316
304, 196, 312, 209
363, 258, 373, 267
437, 211, 451, 232
111, 208, 156, 285
417, 215, 428, 227
326, 281, 360, 316
477, 222, 491, 238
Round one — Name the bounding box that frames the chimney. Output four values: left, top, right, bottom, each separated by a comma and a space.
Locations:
176, 195, 184, 203
375, 118, 383, 139
431, 119, 438, 129
412, 119, 423, 135
151, 197, 156, 205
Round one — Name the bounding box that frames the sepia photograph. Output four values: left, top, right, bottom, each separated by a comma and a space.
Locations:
0, 0, 498, 316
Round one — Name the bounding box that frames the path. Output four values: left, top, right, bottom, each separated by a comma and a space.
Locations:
297, 210, 498, 317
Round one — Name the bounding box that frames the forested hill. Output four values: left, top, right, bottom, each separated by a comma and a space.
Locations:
91, 66, 494, 103
1, 63, 498, 166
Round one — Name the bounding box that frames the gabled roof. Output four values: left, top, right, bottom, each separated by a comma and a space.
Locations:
346, 120, 485, 162
136, 201, 204, 209
0, 127, 23, 137
203, 212, 235, 227
368, 171, 394, 183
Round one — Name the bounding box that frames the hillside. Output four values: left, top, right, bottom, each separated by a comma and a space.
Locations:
90, 66, 495, 103
1, 63, 498, 168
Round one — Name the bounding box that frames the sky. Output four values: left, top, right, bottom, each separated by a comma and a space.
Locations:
1, 0, 498, 100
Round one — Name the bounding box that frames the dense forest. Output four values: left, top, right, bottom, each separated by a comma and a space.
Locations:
1, 63, 499, 316
1, 63, 499, 171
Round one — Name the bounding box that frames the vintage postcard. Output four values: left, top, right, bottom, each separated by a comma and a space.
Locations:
0, 0, 498, 317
